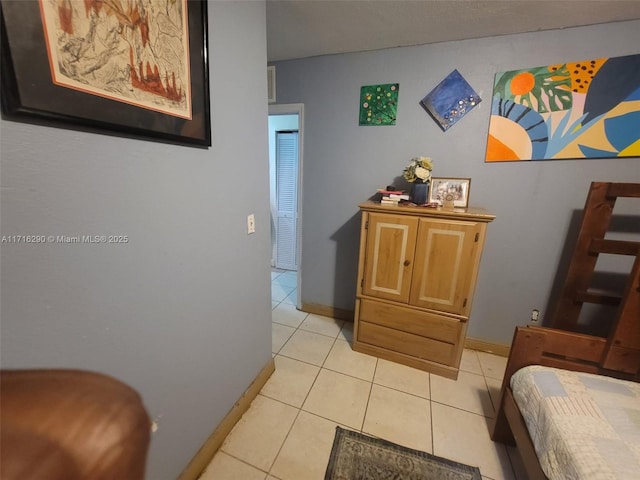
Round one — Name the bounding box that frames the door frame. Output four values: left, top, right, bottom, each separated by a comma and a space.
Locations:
269, 103, 304, 309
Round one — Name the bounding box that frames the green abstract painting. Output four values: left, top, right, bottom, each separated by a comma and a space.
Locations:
359, 83, 399, 125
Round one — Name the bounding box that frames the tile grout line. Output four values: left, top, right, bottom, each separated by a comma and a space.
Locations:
272, 307, 309, 355
358, 357, 379, 433
319, 329, 341, 369
271, 303, 340, 421
213, 449, 272, 478
428, 372, 435, 455
265, 405, 304, 478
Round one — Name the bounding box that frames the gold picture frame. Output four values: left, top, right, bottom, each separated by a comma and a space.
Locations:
429, 177, 471, 208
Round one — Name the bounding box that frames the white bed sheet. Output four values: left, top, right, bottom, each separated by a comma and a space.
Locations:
511, 365, 640, 479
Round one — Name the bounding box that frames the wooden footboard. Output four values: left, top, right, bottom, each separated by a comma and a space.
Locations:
501, 387, 546, 480
490, 325, 640, 480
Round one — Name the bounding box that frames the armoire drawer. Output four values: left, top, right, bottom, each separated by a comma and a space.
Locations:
358, 298, 464, 345
357, 320, 456, 366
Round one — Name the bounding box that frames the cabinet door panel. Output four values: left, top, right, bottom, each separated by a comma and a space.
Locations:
362, 213, 418, 304
410, 219, 483, 315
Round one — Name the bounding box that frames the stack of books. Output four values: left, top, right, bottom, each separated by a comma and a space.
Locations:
378, 189, 409, 205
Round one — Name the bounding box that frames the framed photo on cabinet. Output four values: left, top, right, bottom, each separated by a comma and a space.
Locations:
0, 0, 211, 147
429, 177, 471, 208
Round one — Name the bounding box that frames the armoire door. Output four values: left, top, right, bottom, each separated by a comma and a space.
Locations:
409, 218, 483, 315
362, 212, 419, 304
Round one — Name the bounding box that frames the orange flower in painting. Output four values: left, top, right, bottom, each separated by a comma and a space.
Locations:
510, 72, 536, 96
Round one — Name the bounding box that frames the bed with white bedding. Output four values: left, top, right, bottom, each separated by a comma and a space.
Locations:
510, 365, 640, 479
490, 326, 640, 480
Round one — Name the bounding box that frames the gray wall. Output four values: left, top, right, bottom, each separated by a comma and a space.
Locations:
0, 1, 271, 478
274, 20, 640, 345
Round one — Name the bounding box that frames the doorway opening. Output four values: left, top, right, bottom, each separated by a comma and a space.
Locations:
268, 103, 304, 309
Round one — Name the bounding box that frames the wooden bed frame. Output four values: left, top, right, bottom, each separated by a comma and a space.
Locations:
491, 182, 640, 479
490, 325, 640, 480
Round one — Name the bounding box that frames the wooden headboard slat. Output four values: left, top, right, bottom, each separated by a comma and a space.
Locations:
606, 183, 640, 198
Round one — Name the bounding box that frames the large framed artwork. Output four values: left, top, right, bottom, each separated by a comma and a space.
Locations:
485, 54, 640, 162
1, 0, 211, 147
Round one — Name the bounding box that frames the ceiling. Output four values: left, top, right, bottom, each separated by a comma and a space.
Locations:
266, 0, 640, 62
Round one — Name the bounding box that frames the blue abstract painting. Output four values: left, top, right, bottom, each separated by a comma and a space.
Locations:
420, 70, 481, 131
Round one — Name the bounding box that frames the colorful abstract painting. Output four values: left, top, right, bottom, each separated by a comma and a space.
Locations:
420, 70, 481, 131
359, 84, 399, 125
486, 54, 640, 162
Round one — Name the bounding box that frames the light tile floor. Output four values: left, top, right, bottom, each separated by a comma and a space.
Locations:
200, 270, 527, 480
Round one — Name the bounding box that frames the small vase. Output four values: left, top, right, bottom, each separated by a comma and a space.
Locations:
410, 182, 429, 205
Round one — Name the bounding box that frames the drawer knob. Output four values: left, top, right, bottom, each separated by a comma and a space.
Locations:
404, 260, 411, 267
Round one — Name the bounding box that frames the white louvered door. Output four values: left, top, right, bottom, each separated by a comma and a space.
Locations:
275, 131, 299, 270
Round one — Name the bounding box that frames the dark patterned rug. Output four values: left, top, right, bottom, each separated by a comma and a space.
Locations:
325, 427, 482, 480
